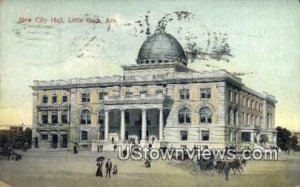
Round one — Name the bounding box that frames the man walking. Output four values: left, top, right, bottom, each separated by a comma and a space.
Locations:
105, 159, 113, 178
223, 163, 230, 181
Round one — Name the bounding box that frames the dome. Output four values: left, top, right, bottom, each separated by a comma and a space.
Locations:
136, 32, 187, 66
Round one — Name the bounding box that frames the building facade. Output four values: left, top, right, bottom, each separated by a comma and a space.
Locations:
31, 31, 277, 150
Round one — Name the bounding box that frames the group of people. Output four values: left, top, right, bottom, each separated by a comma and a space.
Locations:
96, 159, 118, 178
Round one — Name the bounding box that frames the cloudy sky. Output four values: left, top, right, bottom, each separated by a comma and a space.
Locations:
0, 0, 299, 131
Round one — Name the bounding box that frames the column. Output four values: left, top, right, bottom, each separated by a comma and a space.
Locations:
105, 110, 109, 141
48, 111, 52, 125
159, 108, 163, 140
250, 132, 255, 142
120, 109, 125, 141
141, 109, 147, 140
57, 131, 60, 149
58, 109, 62, 124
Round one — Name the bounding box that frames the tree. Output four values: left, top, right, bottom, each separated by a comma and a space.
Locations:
290, 135, 298, 150
276, 126, 294, 151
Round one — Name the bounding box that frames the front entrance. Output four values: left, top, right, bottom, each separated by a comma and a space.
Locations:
61, 134, 68, 148
51, 134, 58, 148
241, 132, 251, 142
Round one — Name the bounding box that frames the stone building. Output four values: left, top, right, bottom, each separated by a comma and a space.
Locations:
31, 31, 277, 150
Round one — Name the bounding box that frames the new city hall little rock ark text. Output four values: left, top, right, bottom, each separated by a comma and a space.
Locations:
30, 29, 277, 152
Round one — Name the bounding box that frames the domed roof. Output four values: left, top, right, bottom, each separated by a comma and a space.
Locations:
136, 32, 187, 66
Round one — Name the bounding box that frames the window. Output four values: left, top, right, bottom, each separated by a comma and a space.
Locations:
140, 90, 148, 95
52, 96, 57, 103
41, 134, 48, 140
199, 107, 212, 123
125, 91, 133, 97
229, 91, 233, 101
235, 93, 239, 103
81, 109, 91, 124
61, 110, 68, 123
98, 110, 105, 124
256, 102, 259, 111
180, 131, 188, 141
228, 108, 233, 125
42, 113, 48, 124
156, 89, 163, 95
178, 107, 191, 124
81, 131, 88, 141
241, 132, 251, 142
62, 96, 68, 102
99, 92, 107, 100
51, 111, 58, 124
180, 89, 190, 100
243, 97, 246, 106
42, 96, 48, 104
125, 112, 130, 124
247, 99, 250, 108
200, 88, 211, 99
202, 131, 210, 141
81, 93, 90, 103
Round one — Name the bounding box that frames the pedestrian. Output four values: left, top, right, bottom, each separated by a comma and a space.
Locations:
144, 159, 151, 168
112, 165, 118, 176
148, 142, 152, 149
105, 159, 113, 178
96, 161, 103, 177
113, 144, 117, 152
100, 144, 103, 152
97, 144, 100, 153
223, 163, 230, 181
73, 143, 78, 154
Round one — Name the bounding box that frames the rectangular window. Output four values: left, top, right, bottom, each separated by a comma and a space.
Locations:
41, 134, 48, 140
125, 112, 130, 124
42, 96, 48, 104
200, 88, 211, 99
202, 131, 210, 141
180, 131, 188, 141
140, 90, 148, 95
42, 115, 48, 124
229, 91, 233, 102
156, 89, 163, 95
99, 92, 108, 100
180, 89, 190, 100
62, 96, 68, 102
82, 93, 90, 103
62, 114, 68, 123
125, 92, 133, 97
81, 131, 88, 141
241, 132, 251, 142
235, 93, 239, 103
52, 96, 57, 103
52, 113, 58, 124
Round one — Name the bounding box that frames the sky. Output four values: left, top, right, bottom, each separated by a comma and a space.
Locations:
0, 0, 299, 131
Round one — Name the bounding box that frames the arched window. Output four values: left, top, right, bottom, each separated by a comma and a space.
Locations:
98, 110, 105, 125
199, 107, 212, 123
81, 109, 91, 124
178, 107, 191, 124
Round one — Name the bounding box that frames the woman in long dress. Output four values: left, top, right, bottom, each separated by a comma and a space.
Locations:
96, 161, 103, 177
